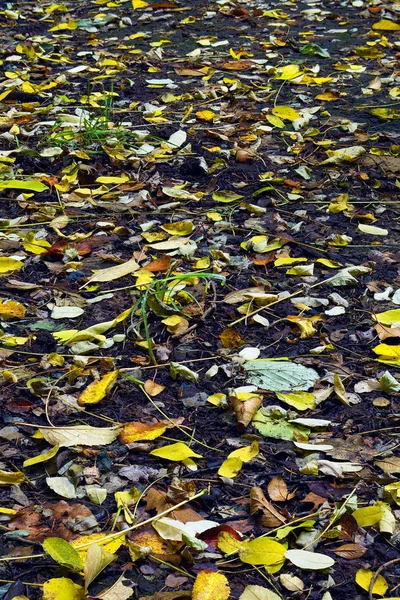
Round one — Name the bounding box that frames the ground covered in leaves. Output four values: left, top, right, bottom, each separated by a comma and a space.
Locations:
1, 0, 400, 599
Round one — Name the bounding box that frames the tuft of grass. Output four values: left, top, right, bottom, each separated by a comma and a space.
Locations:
130, 265, 225, 363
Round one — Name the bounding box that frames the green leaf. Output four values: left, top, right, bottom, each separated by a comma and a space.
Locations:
43, 537, 83, 571
244, 359, 319, 391
212, 190, 244, 203
0, 179, 49, 192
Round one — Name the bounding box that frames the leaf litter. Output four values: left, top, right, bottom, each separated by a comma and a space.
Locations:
0, 0, 399, 599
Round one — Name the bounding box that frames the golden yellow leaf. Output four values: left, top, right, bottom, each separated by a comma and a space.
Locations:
160, 221, 194, 236
23, 444, 60, 468
271, 105, 301, 121
23, 232, 51, 254
0, 470, 25, 486
78, 370, 119, 406
196, 110, 216, 122
374, 309, 400, 326
218, 531, 243, 554
119, 421, 167, 444
192, 571, 230, 600
372, 19, 400, 31
150, 442, 202, 462
42, 578, 84, 600
132, 0, 148, 8
218, 457, 243, 478
238, 537, 286, 566
0, 299, 26, 320
71, 533, 125, 563
0, 257, 23, 276
355, 569, 388, 595
275, 391, 316, 411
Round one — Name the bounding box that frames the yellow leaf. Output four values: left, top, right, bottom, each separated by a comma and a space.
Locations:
161, 221, 194, 236
23, 232, 51, 254
195, 256, 211, 269
352, 505, 383, 527
42, 578, 84, 600
218, 531, 243, 554
275, 391, 316, 411
334, 373, 350, 405
374, 309, 400, 326
196, 110, 216, 122
218, 457, 243, 478
0, 257, 23, 276
119, 422, 167, 444
132, 0, 148, 8
96, 175, 130, 184
78, 370, 119, 406
274, 257, 307, 267
0, 179, 48, 192
82, 258, 139, 287
286, 315, 319, 339
229, 441, 259, 462
161, 315, 189, 335
206, 211, 223, 222
71, 533, 125, 564
150, 442, 202, 462
274, 64, 302, 80
355, 569, 388, 595
238, 537, 286, 566
271, 106, 301, 122
266, 114, 284, 128
316, 258, 341, 269
0, 470, 25, 486
43, 538, 83, 572
316, 91, 340, 101
372, 19, 400, 31
192, 571, 230, 600
48, 21, 77, 31
0, 299, 26, 320
23, 444, 60, 468
373, 344, 400, 365
0, 507, 17, 515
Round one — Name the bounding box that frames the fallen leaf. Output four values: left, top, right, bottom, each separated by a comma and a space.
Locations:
284, 549, 335, 570
78, 370, 119, 405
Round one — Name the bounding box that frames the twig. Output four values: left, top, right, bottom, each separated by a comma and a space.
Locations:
368, 557, 400, 600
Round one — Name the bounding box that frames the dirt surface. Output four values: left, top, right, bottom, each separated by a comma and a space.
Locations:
0, 0, 400, 599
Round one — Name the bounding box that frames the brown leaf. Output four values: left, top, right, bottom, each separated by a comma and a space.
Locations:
144, 255, 172, 273
230, 395, 262, 429
375, 323, 400, 340
221, 60, 255, 71
333, 543, 367, 560
301, 492, 327, 510
375, 457, 400, 474
219, 328, 244, 348
267, 477, 294, 502
249, 487, 286, 527
7, 501, 94, 542
143, 379, 165, 396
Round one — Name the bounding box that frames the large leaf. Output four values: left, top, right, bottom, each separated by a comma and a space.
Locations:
0, 179, 48, 192
238, 538, 286, 566
39, 425, 122, 447
43, 537, 83, 571
42, 578, 84, 600
84, 543, 116, 589
244, 360, 319, 391
192, 571, 230, 600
